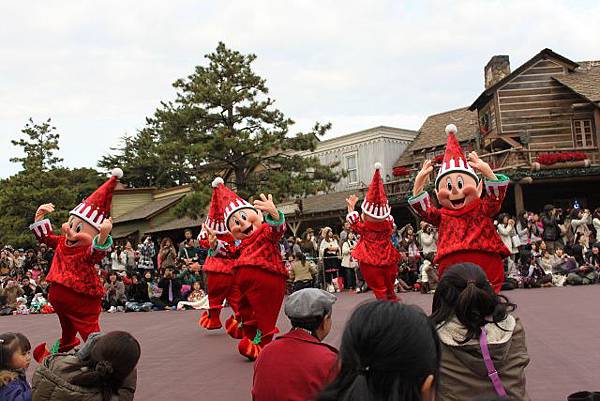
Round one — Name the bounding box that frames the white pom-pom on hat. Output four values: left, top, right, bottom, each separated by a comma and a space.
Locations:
374, 162, 382, 170
212, 177, 224, 188
445, 124, 458, 135
111, 168, 123, 179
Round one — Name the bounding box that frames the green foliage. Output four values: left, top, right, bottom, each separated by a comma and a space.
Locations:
100, 42, 341, 217
0, 119, 104, 248
10, 118, 63, 172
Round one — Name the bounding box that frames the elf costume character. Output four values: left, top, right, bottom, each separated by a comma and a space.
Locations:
408, 124, 510, 293
345, 163, 401, 301
30, 169, 121, 362
197, 177, 241, 337
205, 180, 287, 361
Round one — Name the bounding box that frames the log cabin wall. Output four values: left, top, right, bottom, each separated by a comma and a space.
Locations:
494, 58, 596, 150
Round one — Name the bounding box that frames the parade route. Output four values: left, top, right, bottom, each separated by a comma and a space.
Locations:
4, 285, 599, 401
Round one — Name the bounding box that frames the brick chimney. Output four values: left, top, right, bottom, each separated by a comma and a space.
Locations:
484, 55, 510, 89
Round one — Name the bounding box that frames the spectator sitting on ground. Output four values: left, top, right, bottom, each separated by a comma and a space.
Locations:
253, 288, 337, 401
125, 275, 153, 312
2, 281, 23, 313
103, 272, 126, 313
587, 242, 600, 270
289, 253, 318, 293
176, 281, 208, 310
431, 263, 530, 401
31, 331, 140, 401
318, 301, 439, 401
156, 267, 182, 310
566, 245, 598, 286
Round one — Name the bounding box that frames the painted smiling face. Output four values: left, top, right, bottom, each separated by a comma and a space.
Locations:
60, 215, 99, 248
435, 172, 482, 210
227, 208, 263, 240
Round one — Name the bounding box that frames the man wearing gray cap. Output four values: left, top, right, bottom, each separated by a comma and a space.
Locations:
252, 288, 338, 401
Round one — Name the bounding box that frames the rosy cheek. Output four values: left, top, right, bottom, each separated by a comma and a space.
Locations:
462, 185, 478, 197
437, 189, 451, 201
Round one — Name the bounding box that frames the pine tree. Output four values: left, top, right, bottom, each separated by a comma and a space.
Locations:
0, 119, 103, 247
10, 118, 63, 172
100, 42, 341, 217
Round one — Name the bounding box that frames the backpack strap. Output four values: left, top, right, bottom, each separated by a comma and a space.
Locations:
479, 327, 508, 398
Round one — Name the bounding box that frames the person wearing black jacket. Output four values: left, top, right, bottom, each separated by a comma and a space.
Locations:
125, 275, 153, 312
21, 277, 42, 306
542, 204, 563, 254
156, 267, 182, 310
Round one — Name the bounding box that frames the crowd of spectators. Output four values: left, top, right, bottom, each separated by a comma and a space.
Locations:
0, 229, 209, 316
2, 205, 600, 317
282, 204, 600, 296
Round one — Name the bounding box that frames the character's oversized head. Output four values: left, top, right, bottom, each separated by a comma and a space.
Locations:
434, 125, 482, 210
63, 167, 122, 247
227, 207, 263, 240
209, 176, 264, 241
61, 216, 99, 248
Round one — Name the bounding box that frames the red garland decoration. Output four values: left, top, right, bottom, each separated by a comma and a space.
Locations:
392, 166, 410, 177
535, 152, 588, 166
433, 154, 444, 164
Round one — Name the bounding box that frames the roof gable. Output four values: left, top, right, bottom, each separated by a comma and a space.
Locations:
553, 61, 600, 103
394, 107, 478, 167
469, 48, 579, 111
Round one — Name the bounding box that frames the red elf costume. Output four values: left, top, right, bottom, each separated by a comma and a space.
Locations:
346, 163, 401, 301
207, 180, 287, 361
30, 169, 121, 361
197, 177, 241, 336
408, 124, 510, 293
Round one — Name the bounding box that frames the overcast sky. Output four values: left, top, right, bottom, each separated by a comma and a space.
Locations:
1, 0, 599, 178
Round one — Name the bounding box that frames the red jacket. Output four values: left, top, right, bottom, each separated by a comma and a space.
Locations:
30, 219, 107, 299
198, 230, 235, 274
252, 329, 338, 401
228, 220, 288, 278
347, 212, 401, 266
408, 175, 511, 264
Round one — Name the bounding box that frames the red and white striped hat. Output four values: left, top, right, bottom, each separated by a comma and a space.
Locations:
361, 162, 391, 219
69, 168, 122, 230
204, 177, 229, 234
435, 124, 479, 188
210, 177, 256, 231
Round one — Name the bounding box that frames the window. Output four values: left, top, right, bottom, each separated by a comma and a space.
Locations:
573, 119, 595, 148
345, 153, 358, 184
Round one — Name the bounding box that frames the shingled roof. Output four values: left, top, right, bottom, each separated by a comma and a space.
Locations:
113, 194, 185, 224
553, 61, 600, 103
394, 107, 478, 167
145, 216, 204, 234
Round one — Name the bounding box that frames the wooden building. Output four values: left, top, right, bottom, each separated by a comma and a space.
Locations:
469, 49, 600, 212
111, 185, 201, 244
395, 48, 600, 214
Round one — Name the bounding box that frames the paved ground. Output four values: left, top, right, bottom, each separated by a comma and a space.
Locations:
3, 285, 599, 401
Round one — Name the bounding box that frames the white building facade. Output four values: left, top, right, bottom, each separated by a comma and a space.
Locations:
308, 126, 417, 192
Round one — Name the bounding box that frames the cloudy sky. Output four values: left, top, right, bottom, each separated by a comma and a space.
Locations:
1, 0, 599, 178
